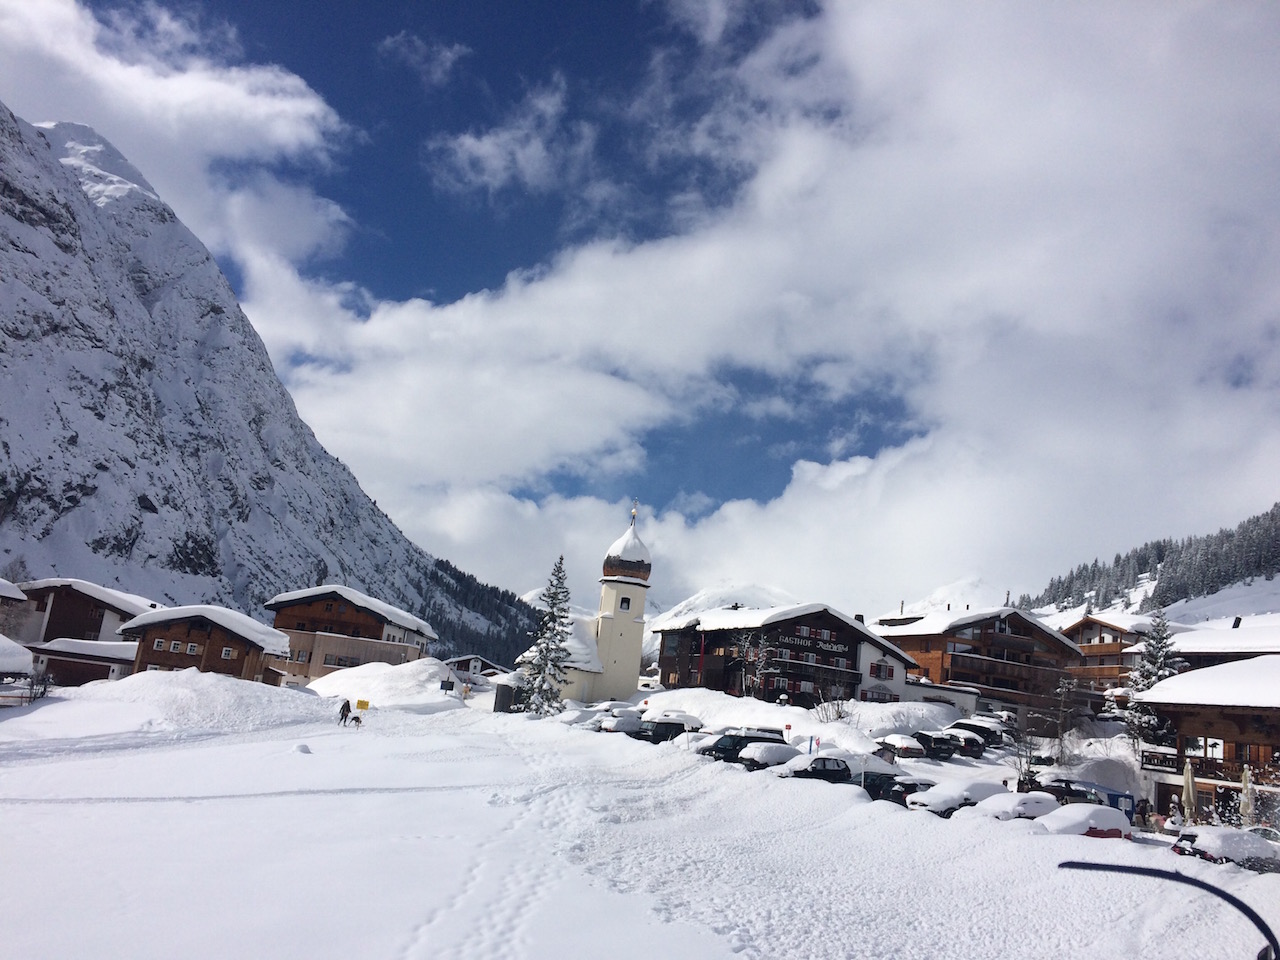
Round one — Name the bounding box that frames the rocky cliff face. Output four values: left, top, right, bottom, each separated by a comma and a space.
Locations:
0, 100, 534, 661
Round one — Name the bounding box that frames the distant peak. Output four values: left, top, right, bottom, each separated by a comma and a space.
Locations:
35, 121, 158, 207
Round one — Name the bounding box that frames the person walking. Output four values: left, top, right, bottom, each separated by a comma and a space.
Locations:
339, 699, 351, 726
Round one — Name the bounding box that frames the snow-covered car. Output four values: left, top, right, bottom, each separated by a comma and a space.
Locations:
598, 709, 643, 734
627, 710, 703, 743
1173, 826, 1280, 872
774, 754, 853, 783
907, 780, 1008, 817
910, 730, 957, 760
1033, 779, 1135, 822
945, 719, 1006, 747
1034, 803, 1132, 839
963, 790, 1059, 821
701, 730, 787, 763
1247, 825, 1280, 850
941, 728, 986, 759
876, 734, 926, 759
737, 741, 801, 771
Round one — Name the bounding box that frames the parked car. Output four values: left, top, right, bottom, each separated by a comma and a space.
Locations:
907, 780, 1008, 817
598, 707, 644, 734
738, 741, 801, 771
941, 728, 985, 759
945, 719, 1005, 747
1034, 804, 1132, 839
1033, 779, 1135, 822
775, 754, 854, 783
1173, 826, 1280, 873
1246, 825, 1280, 850
702, 730, 787, 763
876, 734, 926, 759
964, 790, 1060, 821
627, 711, 703, 743
911, 730, 958, 761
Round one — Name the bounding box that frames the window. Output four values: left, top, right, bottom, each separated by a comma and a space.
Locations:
170, 640, 182, 653
323, 654, 336, 666
296, 651, 308, 664
869, 662, 895, 680
834, 658, 847, 669
860, 688, 899, 703
799, 681, 814, 694
186, 643, 198, 655
797, 625, 810, 637
777, 648, 791, 660
153, 638, 164, 651
324, 602, 333, 611
221, 647, 233, 660
820, 629, 831, 641
661, 636, 678, 656
804, 653, 816, 665
146, 664, 161, 671
619, 597, 631, 611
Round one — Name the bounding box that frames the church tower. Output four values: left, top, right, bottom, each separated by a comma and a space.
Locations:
592, 503, 650, 702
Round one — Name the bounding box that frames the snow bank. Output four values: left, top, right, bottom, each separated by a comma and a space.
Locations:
307, 658, 465, 714
56, 667, 333, 732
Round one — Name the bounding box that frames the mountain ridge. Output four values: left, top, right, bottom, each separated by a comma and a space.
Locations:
0, 100, 535, 664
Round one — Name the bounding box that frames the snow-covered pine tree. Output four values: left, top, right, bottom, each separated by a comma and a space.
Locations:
517, 556, 574, 717
1126, 609, 1186, 745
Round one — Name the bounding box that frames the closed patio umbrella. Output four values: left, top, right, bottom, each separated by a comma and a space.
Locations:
1183, 758, 1198, 824
1240, 764, 1255, 827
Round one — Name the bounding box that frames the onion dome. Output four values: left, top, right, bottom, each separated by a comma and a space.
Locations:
603, 505, 652, 582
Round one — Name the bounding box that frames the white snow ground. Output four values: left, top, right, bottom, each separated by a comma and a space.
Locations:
2, 672, 1277, 960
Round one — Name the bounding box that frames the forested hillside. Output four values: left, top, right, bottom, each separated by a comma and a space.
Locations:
1019, 502, 1280, 612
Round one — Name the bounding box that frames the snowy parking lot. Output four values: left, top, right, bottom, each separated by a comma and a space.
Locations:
1, 671, 1277, 960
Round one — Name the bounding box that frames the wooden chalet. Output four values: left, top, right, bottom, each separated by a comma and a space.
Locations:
121, 605, 290, 684
1057, 612, 1182, 693
30, 638, 138, 685
874, 607, 1082, 714
14, 578, 162, 647
263, 584, 437, 686
654, 602, 916, 708
1133, 655, 1280, 825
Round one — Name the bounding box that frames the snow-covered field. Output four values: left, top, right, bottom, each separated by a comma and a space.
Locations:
2, 671, 1277, 960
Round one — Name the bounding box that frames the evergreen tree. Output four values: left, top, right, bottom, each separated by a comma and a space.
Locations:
1126, 609, 1186, 745
516, 556, 574, 716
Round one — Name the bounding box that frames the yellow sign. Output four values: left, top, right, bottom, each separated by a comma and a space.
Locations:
356, 699, 369, 711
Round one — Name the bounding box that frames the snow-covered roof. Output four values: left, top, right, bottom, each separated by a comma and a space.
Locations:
0, 633, 33, 674
654, 601, 917, 666
1133, 655, 1280, 710
874, 607, 1080, 656
517, 611, 604, 674
1127, 625, 1280, 657
118, 606, 290, 658
19, 578, 163, 617
33, 638, 139, 662
264, 584, 438, 639
0, 578, 26, 602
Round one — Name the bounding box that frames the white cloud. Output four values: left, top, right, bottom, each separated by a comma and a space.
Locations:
4, 1, 1280, 620
377, 31, 470, 89
425, 73, 595, 195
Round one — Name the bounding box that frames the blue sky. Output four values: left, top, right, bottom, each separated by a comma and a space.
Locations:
3, 1, 1280, 615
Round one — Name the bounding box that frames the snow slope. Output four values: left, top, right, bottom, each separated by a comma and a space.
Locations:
2, 676, 1276, 959
0, 100, 533, 655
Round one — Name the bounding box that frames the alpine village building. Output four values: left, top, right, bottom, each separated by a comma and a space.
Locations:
655, 603, 917, 708
122, 605, 290, 683
873, 607, 1082, 714
263, 584, 437, 687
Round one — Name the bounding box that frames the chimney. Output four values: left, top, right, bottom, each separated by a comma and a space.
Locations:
1232, 616, 1242, 629
947, 603, 951, 611
855, 614, 865, 623
899, 601, 904, 615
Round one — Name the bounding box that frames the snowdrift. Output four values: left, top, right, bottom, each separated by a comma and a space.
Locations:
307, 658, 465, 714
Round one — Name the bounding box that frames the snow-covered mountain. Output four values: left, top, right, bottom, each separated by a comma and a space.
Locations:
0, 100, 534, 660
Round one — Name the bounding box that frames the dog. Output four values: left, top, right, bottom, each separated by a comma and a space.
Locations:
350, 714, 363, 729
